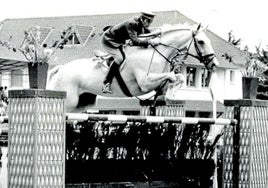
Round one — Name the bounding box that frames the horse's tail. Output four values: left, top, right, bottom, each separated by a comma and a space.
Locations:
48, 65, 62, 82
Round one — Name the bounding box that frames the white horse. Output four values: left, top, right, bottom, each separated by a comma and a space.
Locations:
48, 23, 219, 112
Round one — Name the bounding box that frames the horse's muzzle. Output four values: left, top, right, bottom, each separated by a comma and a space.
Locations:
203, 54, 218, 71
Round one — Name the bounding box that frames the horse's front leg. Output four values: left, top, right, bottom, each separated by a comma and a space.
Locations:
135, 71, 184, 92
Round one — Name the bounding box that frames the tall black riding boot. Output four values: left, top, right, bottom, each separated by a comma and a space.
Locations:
102, 62, 120, 94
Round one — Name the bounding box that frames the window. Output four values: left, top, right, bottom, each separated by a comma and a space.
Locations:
186, 111, 196, 117
65, 25, 95, 46
201, 68, 211, 87
230, 70, 235, 83
198, 112, 210, 118
186, 67, 197, 87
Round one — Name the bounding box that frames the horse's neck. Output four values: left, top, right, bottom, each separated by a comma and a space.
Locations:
126, 47, 169, 74
161, 29, 192, 51
148, 30, 192, 70
124, 29, 192, 74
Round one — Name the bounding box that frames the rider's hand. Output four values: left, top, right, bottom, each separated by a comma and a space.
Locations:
149, 38, 160, 46
126, 40, 133, 46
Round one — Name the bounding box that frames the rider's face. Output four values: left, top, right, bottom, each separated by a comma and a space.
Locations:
142, 18, 153, 28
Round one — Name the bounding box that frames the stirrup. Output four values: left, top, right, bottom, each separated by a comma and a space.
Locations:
102, 83, 113, 94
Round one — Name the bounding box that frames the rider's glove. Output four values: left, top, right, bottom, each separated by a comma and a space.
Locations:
126, 40, 133, 46
149, 38, 160, 46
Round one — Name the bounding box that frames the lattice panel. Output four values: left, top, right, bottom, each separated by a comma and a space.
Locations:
239, 107, 252, 188
8, 91, 66, 188
155, 104, 185, 117
223, 106, 235, 188
250, 106, 268, 188
140, 104, 185, 117
223, 105, 268, 188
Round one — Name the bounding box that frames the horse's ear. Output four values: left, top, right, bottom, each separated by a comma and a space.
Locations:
203, 25, 208, 32
193, 23, 201, 36
197, 23, 201, 31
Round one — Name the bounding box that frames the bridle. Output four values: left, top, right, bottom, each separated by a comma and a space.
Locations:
143, 28, 217, 102
186, 32, 216, 71
151, 30, 216, 72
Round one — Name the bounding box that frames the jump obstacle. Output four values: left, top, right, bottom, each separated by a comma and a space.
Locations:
5, 89, 268, 188
66, 113, 237, 125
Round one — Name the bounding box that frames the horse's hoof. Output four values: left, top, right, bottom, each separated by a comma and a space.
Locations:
169, 72, 177, 82
102, 83, 113, 94
102, 89, 113, 94
175, 73, 186, 84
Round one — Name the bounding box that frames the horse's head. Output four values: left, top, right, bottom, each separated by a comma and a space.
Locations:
186, 24, 219, 71
159, 23, 219, 72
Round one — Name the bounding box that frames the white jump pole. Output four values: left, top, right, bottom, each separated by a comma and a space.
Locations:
66, 113, 236, 125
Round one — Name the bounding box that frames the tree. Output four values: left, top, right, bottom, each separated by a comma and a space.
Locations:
0, 26, 75, 89
0, 26, 74, 64
226, 31, 268, 99
227, 31, 268, 67
225, 31, 268, 81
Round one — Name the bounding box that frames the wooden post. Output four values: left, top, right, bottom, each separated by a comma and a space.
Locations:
8, 89, 66, 188
223, 100, 268, 188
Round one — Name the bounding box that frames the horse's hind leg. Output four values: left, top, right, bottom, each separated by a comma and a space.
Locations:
65, 92, 79, 113
153, 80, 169, 101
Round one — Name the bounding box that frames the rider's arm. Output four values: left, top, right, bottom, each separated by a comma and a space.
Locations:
126, 23, 150, 47
139, 28, 162, 38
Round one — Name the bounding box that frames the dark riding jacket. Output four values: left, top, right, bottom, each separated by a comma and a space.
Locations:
102, 17, 151, 48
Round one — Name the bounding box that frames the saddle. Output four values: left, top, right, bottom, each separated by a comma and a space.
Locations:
93, 50, 125, 70
93, 50, 113, 66
94, 50, 111, 59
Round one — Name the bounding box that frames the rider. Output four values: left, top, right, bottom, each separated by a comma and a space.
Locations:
101, 11, 160, 94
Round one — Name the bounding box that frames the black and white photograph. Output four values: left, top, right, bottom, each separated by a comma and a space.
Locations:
0, 0, 268, 187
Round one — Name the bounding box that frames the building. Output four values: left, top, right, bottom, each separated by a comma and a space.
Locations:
0, 10, 247, 115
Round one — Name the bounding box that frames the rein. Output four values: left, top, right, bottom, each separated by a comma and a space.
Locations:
151, 44, 177, 66
149, 31, 216, 73
140, 29, 217, 102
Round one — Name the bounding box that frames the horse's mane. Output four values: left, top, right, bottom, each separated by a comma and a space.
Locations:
139, 23, 197, 38
158, 23, 196, 35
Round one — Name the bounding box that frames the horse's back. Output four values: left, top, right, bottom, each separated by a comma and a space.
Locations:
48, 58, 101, 88
62, 58, 97, 70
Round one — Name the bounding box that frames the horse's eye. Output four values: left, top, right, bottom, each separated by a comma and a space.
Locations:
198, 40, 205, 45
